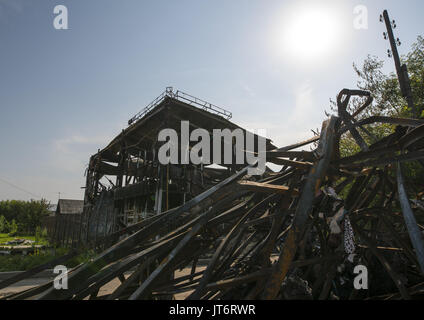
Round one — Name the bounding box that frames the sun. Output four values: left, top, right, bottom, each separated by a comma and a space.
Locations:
274, 4, 345, 64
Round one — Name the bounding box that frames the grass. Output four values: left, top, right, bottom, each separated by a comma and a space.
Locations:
0, 247, 96, 272
0, 233, 49, 246
0, 251, 61, 272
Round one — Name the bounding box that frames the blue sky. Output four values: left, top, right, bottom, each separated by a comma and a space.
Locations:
0, 0, 423, 203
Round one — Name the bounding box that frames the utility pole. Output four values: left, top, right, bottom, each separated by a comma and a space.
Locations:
381, 10, 417, 118
382, 10, 424, 274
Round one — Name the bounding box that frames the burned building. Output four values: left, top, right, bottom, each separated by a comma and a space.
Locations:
79, 87, 275, 245
2, 10, 424, 301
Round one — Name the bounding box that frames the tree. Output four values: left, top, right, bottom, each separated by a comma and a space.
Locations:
352, 35, 424, 119
24, 199, 50, 234
330, 35, 424, 158
9, 219, 18, 236
0, 199, 50, 235
0, 215, 9, 233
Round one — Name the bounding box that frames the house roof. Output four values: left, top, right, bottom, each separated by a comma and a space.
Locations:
96, 94, 276, 164
56, 199, 84, 215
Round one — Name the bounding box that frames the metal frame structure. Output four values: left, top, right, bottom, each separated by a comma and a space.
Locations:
78, 90, 273, 248
128, 87, 232, 126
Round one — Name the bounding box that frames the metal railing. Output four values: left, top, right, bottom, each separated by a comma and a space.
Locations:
128, 87, 232, 125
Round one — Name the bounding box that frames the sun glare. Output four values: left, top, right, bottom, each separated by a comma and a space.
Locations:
274, 4, 345, 64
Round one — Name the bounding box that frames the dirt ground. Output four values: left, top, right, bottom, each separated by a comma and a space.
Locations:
0, 266, 206, 300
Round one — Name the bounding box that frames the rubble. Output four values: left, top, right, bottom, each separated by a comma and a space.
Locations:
1, 85, 423, 300
1, 10, 423, 301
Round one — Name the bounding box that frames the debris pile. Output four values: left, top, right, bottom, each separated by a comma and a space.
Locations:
1, 88, 424, 300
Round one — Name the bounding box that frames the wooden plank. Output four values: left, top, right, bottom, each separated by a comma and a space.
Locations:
237, 181, 299, 195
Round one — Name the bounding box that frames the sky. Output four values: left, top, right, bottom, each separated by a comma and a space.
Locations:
0, 0, 423, 203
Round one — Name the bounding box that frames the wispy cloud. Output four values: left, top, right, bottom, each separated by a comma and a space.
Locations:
241, 83, 256, 98
54, 135, 109, 153
51, 134, 110, 174
0, 133, 113, 202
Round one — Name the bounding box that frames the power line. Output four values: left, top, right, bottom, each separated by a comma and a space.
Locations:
0, 177, 43, 199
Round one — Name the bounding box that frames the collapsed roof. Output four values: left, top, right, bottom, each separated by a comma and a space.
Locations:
97, 88, 275, 166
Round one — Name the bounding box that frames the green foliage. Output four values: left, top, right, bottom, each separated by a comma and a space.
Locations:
330, 35, 423, 118
401, 161, 424, 191
8, 219, 18, 236
0, 215, 9, 233
0, 199, 50, 235
0, 253, 55, 272
35, 226, 42, 245
339, 133, 361, 158
69, 249, 97, 266
349, 36, 424, 119
405, 36, 424, 117
0, 233, 49, 246
41, 227, 48, 238
0, 248, 96, 272
331, 36, 424, 183
0, 248, 67, 272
